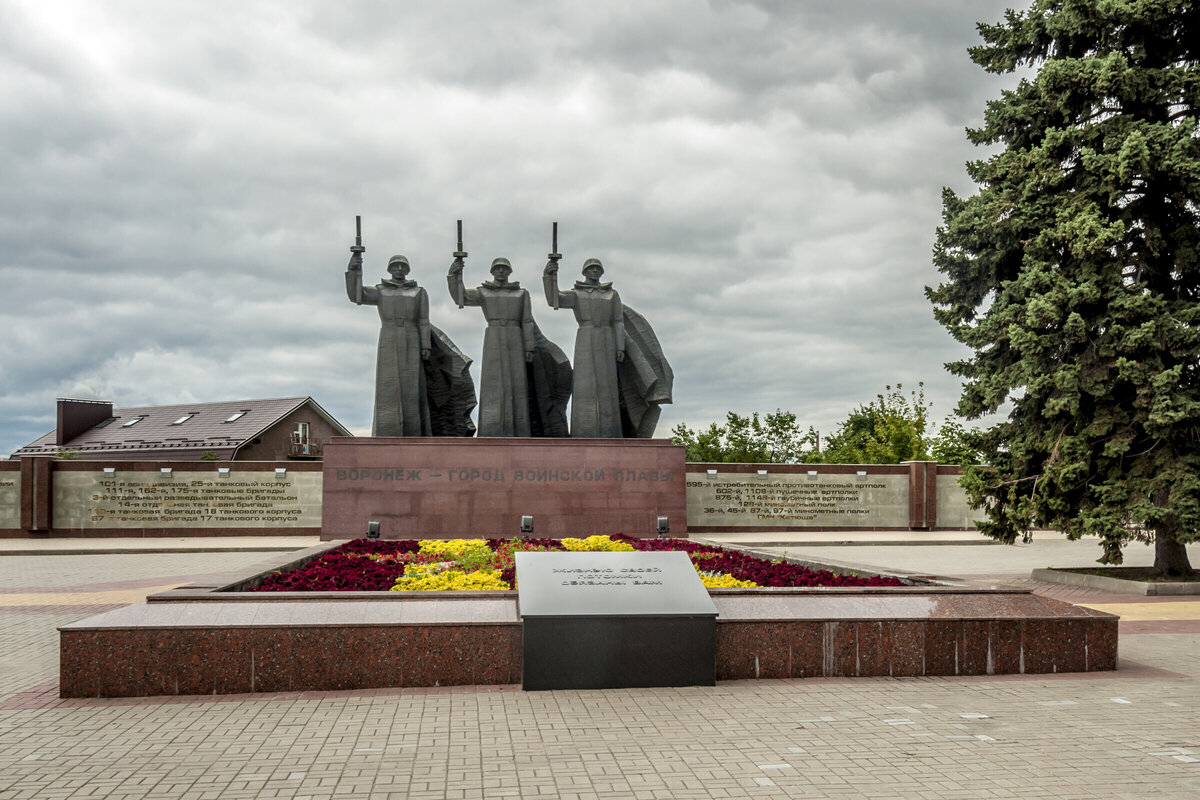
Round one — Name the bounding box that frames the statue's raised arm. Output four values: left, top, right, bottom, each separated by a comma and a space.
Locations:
542, 259, 577, 310
448, 257, 482, 308
346, 252, 381, 306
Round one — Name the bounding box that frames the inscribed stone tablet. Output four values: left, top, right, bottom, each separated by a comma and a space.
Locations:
517, 550, 717, 689
515, 550, 717, 618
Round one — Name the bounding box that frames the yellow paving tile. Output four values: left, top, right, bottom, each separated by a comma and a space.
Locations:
1079, 600, 1200, 620
0, 584, 183, 606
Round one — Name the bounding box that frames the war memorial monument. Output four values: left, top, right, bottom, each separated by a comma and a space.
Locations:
51, 217, 1117, 696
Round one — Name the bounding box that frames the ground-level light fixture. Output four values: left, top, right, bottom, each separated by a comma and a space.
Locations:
366, 520, 381, 540
656, 516, 669, 538
520, 515, 534, 536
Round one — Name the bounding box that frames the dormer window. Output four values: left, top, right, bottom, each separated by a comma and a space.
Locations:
121, 416, 145, 428
171, 414, 195, 425
223, 411, 247, 423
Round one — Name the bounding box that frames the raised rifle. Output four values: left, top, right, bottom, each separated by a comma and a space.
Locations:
453, 219, 468, 308
548, 221, 561, 309
350, 215, 365, 304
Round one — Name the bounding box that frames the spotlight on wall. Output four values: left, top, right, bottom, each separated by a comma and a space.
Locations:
706, 469, 718, 479
275, 467, 287, 479
102, 467, 116, 474
366, 520, 381, 540
159, 467, 173, 478
217, 467, 231, 477
856, 470, 868, 477
656, 516, 670, 538
806, 470, 818, 478
520, 515, 534, 536
756, 469, 768, 477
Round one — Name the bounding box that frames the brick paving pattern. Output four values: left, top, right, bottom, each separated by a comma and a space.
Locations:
0, 541, 1196, 798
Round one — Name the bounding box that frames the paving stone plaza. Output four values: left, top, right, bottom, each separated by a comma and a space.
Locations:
0, 535, 1197, 799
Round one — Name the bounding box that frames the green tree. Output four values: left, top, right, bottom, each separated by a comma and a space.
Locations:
814, 384, 933, 464
671, 410, 810, 463
929, 418, 984, 467
927, 0, 1200, 574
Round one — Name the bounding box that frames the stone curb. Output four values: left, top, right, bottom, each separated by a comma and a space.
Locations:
697, 539, 967, 587
0, 545, 312, 556
696, 539, 998, 547
1031, 567, 1200, 596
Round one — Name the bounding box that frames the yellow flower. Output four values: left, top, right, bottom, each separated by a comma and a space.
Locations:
417, 539, 493, 559
392, 568, 509, 591
560, 535, 634, 551
402, 562, 443, 577
693, 564, 757, 589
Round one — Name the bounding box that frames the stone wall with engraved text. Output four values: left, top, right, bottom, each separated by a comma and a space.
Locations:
0, 472, 18, 529
51, 471, 323, 529
687, 472, 909, 528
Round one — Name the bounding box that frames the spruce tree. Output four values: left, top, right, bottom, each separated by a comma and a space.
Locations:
928, 0, 1200, 574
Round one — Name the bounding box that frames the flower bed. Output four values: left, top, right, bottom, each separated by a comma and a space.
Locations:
247, 535, 905, 592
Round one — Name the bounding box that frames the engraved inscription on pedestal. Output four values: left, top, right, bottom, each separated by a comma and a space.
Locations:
0, 474, 19, 529
321, 437, 687, 540
52, 471, 323, 529
687, 473, 909, 527
516, 550, 717, 690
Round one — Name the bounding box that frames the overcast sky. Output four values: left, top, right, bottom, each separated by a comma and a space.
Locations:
0, 0, 1022, 457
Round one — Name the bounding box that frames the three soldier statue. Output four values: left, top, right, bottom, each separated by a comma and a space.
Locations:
345, 218, 671, 438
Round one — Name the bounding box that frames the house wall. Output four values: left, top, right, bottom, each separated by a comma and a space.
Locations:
234, 406, 344, 461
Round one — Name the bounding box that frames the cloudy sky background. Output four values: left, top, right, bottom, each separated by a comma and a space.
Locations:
0, 0, 1022, 457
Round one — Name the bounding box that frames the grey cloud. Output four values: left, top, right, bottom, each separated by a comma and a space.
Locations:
1, 0, 1017, 456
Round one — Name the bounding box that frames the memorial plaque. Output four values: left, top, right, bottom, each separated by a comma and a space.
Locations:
0, 472, 18, 529
516, 551, 717, 690
50, 471, 323, 529
686, 472, 909, 528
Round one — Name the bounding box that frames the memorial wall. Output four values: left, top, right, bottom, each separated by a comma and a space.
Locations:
2, 457, 974, 537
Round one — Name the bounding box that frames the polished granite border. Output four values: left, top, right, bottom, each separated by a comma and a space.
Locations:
60, 588, 1117, 697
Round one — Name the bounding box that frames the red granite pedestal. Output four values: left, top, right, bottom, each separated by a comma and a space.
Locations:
58, 547, 1118, 697
322, 437, 686, 540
